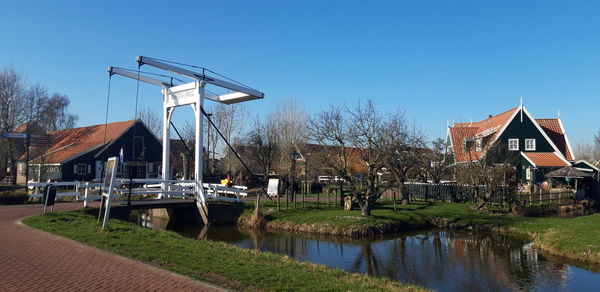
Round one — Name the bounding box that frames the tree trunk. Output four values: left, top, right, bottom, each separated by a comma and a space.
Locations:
361, 199, 371, 216
339, 180, 344, 207
254, 190, 261, 214
475, 190, 492, 210
399, 179, 409, 205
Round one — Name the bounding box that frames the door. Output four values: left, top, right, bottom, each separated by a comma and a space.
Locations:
95, 161, 102, 181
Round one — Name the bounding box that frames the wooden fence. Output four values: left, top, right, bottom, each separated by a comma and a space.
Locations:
381, 183, 575, 206
516, 191, 574, 206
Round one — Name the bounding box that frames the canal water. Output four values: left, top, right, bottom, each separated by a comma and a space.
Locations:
131, 210, 600, 292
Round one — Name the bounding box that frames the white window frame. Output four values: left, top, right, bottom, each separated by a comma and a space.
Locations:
525, 138, 536, 151
75, 163, 87, 175
475, 138, 482, 152
133, 136, 144, 159
508, 139, 519, 151
463, 138, 475, 152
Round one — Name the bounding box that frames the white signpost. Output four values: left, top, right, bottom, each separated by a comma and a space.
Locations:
2, 133, 28, 139
267, 179, 280, 197
100, 157, 118, 230
164, 82, 200, 107
1, 133, 44, 139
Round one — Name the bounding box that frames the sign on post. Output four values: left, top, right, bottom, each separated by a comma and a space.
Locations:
43, 185, 57, 214
100, 157, 118, 230
267, 179, 280, 197
2, 133, 28, 139
163, 81, 200, 107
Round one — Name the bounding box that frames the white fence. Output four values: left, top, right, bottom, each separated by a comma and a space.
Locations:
27, 180, 248, 206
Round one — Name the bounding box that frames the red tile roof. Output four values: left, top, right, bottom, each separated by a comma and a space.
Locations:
23, 120, 136, 164
448, 127, 481, 162
536, 119, 573, 161
522, 152, 570, 167
449, 107, 519, 162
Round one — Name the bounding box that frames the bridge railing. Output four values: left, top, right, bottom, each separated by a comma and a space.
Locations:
26, 179, 247, 207
27, 182, 112, 207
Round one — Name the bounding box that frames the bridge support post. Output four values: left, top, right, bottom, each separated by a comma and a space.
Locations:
194, 83, 208, 224
160, 97, 175, 199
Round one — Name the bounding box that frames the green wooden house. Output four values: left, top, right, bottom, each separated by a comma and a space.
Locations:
447, 105, 574, 185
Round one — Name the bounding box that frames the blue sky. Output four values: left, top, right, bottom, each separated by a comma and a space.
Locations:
1, 0, 599, 145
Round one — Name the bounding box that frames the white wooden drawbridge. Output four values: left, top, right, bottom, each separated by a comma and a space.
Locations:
27, 57, 263, 229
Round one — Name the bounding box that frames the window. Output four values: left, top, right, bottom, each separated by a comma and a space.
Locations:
46, 165, 60, 173
148, 162, 157, 174
133, 136, 144, 159
525, 139, 536, 151
476, 138, 482, 152
74, 164, 88, 175
508, 139, 519, 151
18, 162, 25, 175
463, 138, 475, 152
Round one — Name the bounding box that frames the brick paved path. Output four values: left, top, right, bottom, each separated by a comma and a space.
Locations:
0, 203, 226, 292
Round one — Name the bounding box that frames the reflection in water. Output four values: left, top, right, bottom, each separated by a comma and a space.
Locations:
131, 209, 600, 292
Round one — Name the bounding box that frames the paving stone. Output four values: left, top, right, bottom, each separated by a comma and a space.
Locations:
0, 203, 224, 292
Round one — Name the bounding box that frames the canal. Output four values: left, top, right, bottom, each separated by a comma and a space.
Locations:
131, 209, 600, 291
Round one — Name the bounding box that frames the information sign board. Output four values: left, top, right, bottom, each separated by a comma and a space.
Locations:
267, 179, 279, 197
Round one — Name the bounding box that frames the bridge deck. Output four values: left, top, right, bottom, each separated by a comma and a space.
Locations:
112, 199, 196, 209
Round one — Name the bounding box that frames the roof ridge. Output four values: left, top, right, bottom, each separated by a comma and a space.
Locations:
47, 120, 137, 135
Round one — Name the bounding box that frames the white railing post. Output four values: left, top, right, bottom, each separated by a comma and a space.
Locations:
83, 182, 89, 208
75, 181, 80, 201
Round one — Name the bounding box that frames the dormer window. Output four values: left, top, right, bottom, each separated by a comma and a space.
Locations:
463, 138, 475, 152
476, 138, 482, 152
525, 139, 536, 151
508, 139, 519, 151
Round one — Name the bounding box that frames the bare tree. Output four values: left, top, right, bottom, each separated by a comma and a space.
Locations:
346, 100, 387, 216
213, 103, 247, 174
381, 109, 427, 205
272, 98, 307, 172
456, 142, 517, 211
40, 93, 77, 131
243, 116, 280, 225
21, 84, 78, 133
0, 67, 28, 183
310, 100, 390, 216
420, 138, 453, 183
137, 106, 162, 137
0, 66, 78, 184
309, 104, 352, 205
245, 116, 280, 185
596, 130, 600, 150
574, 141, 600, 162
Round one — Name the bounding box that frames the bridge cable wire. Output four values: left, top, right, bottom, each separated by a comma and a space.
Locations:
127, 63, 143, 205
100, 73, 113, 184
169, 121, 195, 170
144, 57, 256, 90
199, 106, 272, 201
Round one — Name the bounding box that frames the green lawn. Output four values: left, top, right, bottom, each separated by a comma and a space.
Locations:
23, 211, 427, 292
245, 200, 600, 263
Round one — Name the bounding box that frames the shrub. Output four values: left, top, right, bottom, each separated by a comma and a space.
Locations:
0, 190, 29, 205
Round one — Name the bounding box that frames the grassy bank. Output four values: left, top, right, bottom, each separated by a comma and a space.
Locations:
242, 201, 600, 264
23, 211, 427, 292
